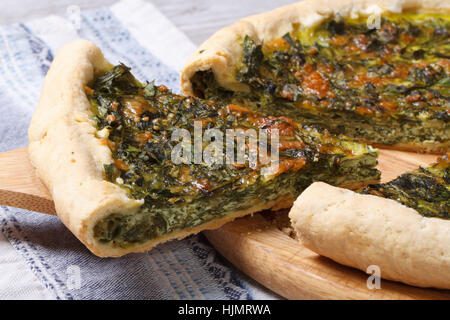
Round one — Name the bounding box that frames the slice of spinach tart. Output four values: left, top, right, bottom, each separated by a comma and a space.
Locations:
28, 41, 379, 257
182, 0, 450, 153
289, 154, 450, 289
361, 154, 449, 219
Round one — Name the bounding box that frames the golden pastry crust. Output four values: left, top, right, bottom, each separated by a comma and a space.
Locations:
28, 40, 143, 257
289, 182, 450, 289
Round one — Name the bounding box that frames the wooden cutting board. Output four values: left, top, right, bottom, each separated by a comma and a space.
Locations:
205, 149, 450, 299
0, 147, 449, 299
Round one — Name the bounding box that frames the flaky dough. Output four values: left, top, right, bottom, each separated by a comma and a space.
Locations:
289, 182, 450, 289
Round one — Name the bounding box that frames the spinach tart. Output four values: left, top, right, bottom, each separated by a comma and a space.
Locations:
28, 40, 379, 257
181, 0, 450, 153
290, 155, 450, 289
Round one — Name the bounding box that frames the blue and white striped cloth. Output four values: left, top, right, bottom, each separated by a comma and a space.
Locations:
0, 0, 279, 300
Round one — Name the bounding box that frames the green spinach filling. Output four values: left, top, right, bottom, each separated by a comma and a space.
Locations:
361, 155, 450, 219
192, 12, 449, 146
88, 65, 379, 248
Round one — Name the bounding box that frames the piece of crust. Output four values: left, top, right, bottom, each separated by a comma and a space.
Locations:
180, 0, 450, 154
28, 40, 141, 257
289, 182, 450, 289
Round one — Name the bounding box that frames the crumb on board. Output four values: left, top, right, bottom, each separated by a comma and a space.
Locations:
259, 209, 298, 240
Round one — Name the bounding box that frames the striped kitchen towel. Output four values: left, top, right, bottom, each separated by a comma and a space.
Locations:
0, 0, 279, 300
